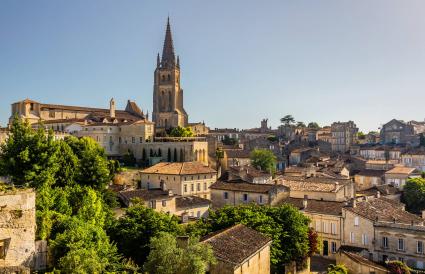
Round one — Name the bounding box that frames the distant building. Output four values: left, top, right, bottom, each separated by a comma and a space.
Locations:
380, 119, 419, 146
201, 224, 272, 274
330, 121, 358, 153
384, 166, 421, 189
401, 148, 425, 172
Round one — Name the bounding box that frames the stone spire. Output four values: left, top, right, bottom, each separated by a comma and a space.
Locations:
157, 53, 160, 68
161, 17, 176, 68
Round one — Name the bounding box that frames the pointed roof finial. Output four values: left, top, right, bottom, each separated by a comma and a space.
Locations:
161, 17, 176, 68
157, 53, 160, 67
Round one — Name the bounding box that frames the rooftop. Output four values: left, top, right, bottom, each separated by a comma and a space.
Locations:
281, 198, 345, 216
278, 176, 349, 193
210, 180, 287, 193
176, 196, 211, 210
140, 162, 216, 175
201, 224, 272, 266
385, 166, 420, 175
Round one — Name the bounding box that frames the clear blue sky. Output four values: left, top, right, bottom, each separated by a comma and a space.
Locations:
1, 0, 424, 132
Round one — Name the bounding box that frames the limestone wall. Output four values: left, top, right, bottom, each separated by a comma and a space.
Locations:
0, 189, 36, 269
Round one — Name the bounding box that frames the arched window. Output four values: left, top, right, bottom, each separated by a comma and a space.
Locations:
167, 74, 171, 81
162, 75, 165, 81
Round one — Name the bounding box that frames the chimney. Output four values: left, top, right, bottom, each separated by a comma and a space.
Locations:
110, 98, 116, 119
168, 189, 173, 196
352, 199, 357, 208
303, 195, 308, 209
376, 191, 381, 199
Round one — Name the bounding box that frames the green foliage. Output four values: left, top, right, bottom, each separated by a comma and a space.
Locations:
108, 204, 183, 266
296, 121, 306, 128
122, 150, 137, 167
307, 122, 320, 129
54, 141, 79, 188
387, 260, 411, 274
143, 232, 216, 274
267, 135, 278, 142
280, 115, 295, 126
327, 264, 348, 274
357, 131, 366, 140
403, 178, 425, 213
169, 126, 194, 137
186, 204, 310, 267
250, 149, 277, 175
222, 135, 238, 146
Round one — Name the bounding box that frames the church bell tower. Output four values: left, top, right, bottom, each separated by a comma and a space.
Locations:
152, 17, 188, 131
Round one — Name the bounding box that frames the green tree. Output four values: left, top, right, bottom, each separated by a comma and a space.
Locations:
296, 121, 306, 128
357, 131, 366, 140
54, 141, 79, 188
0, 117, 60, 188
327, 264, 348, 274
222, 135, 238, 146
307, 122, 320, 129
250, 149, 277, 175
108, 204, 183, 266
144, 232, 216, 274
169, 126, 194, 137
403, 178, 425, 213
280, 115, 295, 126
186, 204, 310, 268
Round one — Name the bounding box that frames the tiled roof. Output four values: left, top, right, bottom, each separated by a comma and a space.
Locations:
356, 185, 400, 196
210, 180, 287, 193
281, 198, 345, 216
229, 165, 270, 178
117, 189, 173, 206
385, 166, 420, 175
140, 162, 216, 175
279, 176, 349, 193
356, 169, 385, 177
345, 197, 423, 225
201, 224, 272, 266
225, 149, 251, 159
340, 250, 388, 272
175, 196, 211, 210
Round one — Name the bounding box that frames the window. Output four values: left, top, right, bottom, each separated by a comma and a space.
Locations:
382, 237, 388, 249
362, 234, 368, 245
224, 192, 228, 200
350, 232, 355, 243
184, 184, 187, 193
162, 200, 167, 207
139, 137, 143, 143
243, 194, 248, 202
398, 238, 405, 251
204, 182, 207, 191
191, 184, 194, 192
150, 200, 156, 209
331, 223, 337, 235
315, 221, 321, 232
197, 211, 201, 218
323, 222, 328, 233
418, 241, 424, 254
354, 217, 359, 226
259, 195, 263, 204
132, 137, 135, 144
0, 240, 6, 259
331, 242, 337, 253
197, 183, 200, 191
49, 110, 55, 118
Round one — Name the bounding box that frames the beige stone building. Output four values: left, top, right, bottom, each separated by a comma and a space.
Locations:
140, 162, 217, 200
401, 148, 425, 172
354, 169, 385, 191
0, 187, 36, 272
330, 121, 358, 153
336, 250, 389, 274
384, 166, 421, 189
202, 224, 272, 274
117, 188, 210, 219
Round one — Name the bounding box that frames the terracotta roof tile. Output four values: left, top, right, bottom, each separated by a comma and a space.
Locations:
140, 162, 216, 175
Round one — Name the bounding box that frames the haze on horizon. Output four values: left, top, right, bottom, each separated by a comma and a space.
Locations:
0, 0, 424, 132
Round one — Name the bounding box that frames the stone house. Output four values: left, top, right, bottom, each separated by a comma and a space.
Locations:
221, 149, 251, 170
354, 169, 385, 191
117, 188, 210, 219
359, 145, 403, 162
365, 160, 395, 171
282, 197, 345, 259
330, 121, 358, 153
336, 250, 389, 274
187, 122, 209, 136
380, 119, 419, 146
0, 187, 36, 272
227, 165, 272, 184
384, 166, 421, 189
401, 148, 425, 172
289, 147, 318, 165
140, 162, 217, 200
201, 224, 272, 274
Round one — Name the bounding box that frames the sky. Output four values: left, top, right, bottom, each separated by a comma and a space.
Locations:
0, 1, 424, 132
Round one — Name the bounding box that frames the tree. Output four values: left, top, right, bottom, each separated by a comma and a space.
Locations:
403, 178, 425, 213
307, 122, 320, 129
143, 232, 216, 274
357, 131, 366, 140
186, 204, 310, 269
250, 149, 277, 175
327, 264, 348, 274
222, 135, 238, 146
54, 141, 79, 188
108, 204, 183, 266
169, 126, 194, 137
387, 261, 410, 274
296, 121, 306, 128
280, 115, 295, 126
122, 150, 137, 167
0, 116, 60, 188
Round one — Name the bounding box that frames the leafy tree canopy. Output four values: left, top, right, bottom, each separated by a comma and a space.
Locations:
143, 232, 216, 274
327, 264, 348, 274
403, 178, 425, 213
296, 121, 306, 128
307, 122, 320, 129
387, 260, 411, 274
280, 115, 295, 126
169, 126, 194, 137
250, 149, 277, 175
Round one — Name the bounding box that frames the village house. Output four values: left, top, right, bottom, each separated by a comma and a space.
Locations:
330, 121, 358, 153
201, 224, 272, 274
227, 165, 272, 184
221, 149, 251, 170
401, 148, 425, 172
289, 147, 318, 165
139, 162, 217, 200
359, 145, 403, 162
117, 188, 211, 220
354, 169, 385, 191
380, 119, 419, 146
365, 160, 395, 171
384, 166, 421, 189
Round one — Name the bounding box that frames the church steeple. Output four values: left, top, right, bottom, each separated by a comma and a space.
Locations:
161, 17, 176, 68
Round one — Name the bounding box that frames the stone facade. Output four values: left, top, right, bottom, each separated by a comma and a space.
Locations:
401, 149, 425, 172
0, 188, 36, 270
380, 119, 419, 146
152, 18, 188, 130
330, 121, 358, 153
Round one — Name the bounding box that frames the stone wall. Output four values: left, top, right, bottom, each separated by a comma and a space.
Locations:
0, 189, 35, 270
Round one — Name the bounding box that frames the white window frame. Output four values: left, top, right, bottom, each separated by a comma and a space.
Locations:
398, 238, 405, 251
350, 232, 355, 243
354, 217, 359, 226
